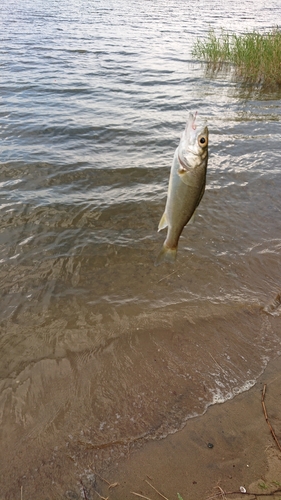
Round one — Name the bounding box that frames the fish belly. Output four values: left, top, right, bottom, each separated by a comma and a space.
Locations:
155, 155, 205, 265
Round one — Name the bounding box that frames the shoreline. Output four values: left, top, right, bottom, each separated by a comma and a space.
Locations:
101, 354, 281, 500
2, 354, 281, 499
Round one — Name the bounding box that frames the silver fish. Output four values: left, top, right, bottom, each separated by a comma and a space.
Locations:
156, 112, 208, 265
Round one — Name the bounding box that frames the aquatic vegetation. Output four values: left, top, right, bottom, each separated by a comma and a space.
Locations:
192, 28, 281, 88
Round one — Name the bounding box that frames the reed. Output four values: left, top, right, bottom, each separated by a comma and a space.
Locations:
192, 28, 281, 88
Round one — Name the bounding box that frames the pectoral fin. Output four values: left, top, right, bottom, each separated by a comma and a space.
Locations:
158, 212, 168, 232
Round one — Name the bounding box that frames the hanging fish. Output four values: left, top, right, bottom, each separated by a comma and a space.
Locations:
156, 112, 209, 265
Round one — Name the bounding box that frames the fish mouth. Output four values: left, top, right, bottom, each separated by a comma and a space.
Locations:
190, 111, 198, 130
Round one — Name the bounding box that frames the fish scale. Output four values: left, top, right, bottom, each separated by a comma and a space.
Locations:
156, 112, 209, 265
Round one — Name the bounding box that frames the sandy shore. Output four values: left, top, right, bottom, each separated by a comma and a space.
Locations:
97, 355, 281, 500
2, 355, 281, 499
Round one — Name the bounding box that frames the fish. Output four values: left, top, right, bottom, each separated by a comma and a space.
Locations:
155, 112, 209, 265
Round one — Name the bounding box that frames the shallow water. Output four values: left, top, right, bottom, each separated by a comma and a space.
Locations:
1, 0, 281, 496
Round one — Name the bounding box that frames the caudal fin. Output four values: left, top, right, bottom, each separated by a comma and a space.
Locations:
155, 244, 177, 266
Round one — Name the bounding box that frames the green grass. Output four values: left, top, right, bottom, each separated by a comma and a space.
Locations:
192, 27, 281, 88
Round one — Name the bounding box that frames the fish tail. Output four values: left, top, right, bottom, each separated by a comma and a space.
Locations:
154, 244, 177, 266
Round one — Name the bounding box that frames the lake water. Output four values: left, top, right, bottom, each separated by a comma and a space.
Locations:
1, 0, 281, 497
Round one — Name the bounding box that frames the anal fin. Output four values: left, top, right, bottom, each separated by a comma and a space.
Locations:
158, 212, 168, 232
188, 212, 195, 224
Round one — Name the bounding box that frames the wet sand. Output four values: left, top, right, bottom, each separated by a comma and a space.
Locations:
2, 355, 281, 499
103, 355, 281, 500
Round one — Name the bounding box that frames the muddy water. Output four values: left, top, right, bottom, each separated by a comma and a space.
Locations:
1, 0, 281, 497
